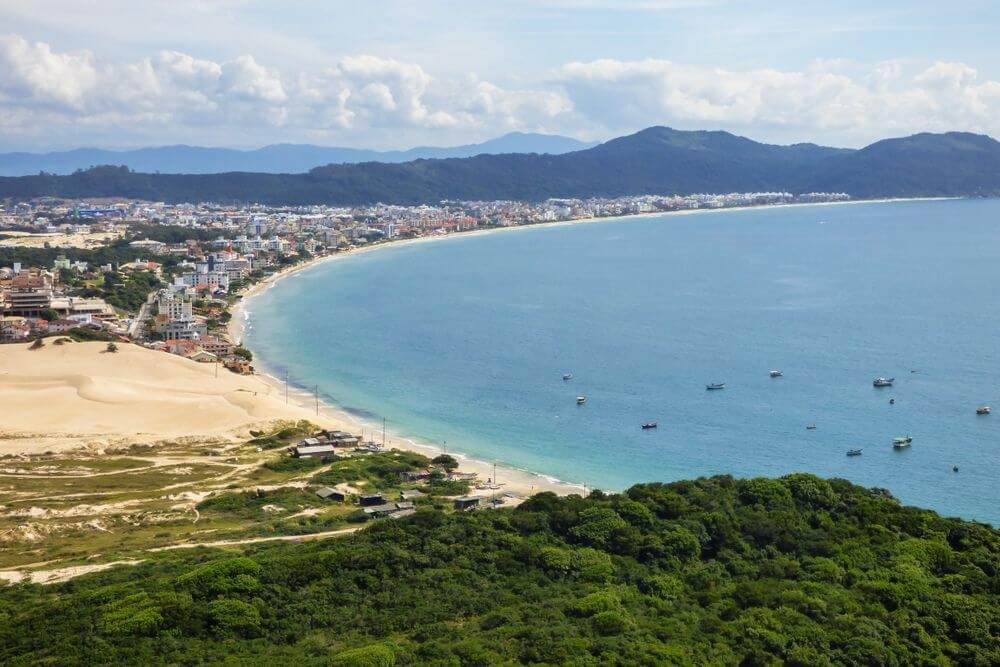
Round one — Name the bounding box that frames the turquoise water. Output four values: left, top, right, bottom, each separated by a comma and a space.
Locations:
246, 199, 1000, 524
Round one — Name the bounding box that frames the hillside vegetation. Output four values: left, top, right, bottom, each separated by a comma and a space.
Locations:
1, 128, 1000, 205
1, 473, 996, 665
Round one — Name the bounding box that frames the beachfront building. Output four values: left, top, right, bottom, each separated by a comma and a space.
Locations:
153, 292, 207, 340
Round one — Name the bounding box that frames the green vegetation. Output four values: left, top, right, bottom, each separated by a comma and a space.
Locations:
0, 130, 998, 204
1, 473, 996, 665
103, 270, 161, 312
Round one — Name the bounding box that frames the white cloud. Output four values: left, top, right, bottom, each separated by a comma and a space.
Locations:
0, 33, 97, 111
552, 58, 1000, 144
2, 32, 1000, 150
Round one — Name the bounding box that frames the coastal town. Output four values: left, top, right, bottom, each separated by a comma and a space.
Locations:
1, 190, 849, 358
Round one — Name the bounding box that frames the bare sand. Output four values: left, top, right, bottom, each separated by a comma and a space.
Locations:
0, 340, 579, 496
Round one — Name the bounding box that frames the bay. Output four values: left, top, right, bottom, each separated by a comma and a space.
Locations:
246, 199, 1000, 524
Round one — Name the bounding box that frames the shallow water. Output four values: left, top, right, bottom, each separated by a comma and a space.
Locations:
246, 199, 1000, 524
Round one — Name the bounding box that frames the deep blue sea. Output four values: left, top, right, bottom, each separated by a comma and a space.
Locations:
246, 199, 1000, 524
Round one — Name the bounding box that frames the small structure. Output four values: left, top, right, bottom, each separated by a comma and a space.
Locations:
400, 489, 425, 501
400, 469, 431, 483
359, 492, 385, 507
363, 501, 413, 519
453, 496, 481, 511
291, 443, 336, 458
315, 487, 346, 502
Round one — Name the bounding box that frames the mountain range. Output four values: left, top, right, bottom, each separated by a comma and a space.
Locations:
0, 132, 596, 177
1, 127, 999, 205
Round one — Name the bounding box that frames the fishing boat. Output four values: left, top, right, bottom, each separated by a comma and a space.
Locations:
576, 396, 587, 405
769, 370, 783, 378
562, 373, 573, 381
873, 377, 895, 387
706, 382, 726, 390
847, 449, 863, 456
976, 406, 991, 415
641, 422, 658, 430
892, 436, 913, 448
806, 424, 817, 430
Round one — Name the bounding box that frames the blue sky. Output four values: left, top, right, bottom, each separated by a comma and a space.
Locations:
1, 0, 999, 150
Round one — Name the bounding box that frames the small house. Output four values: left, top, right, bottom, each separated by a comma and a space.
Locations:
315, 487, 346, 502
453, 496, 481, 511
401, 469, 431, 482
400, 489, 425, 501
359, 492, 384, 507
292, 443, 336, 458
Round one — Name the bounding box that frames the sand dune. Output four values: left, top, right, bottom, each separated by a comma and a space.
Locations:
0, 341, 321, 454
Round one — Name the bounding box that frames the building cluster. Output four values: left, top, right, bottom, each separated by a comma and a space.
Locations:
0, 261, 121, 342
1, 190, 851, 350
2, 191, 851, 246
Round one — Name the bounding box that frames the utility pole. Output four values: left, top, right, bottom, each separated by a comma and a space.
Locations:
382, 417, 386, 449
314, 385, 319, 416
284, 371, 288, 404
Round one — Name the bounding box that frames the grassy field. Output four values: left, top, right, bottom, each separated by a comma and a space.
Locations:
0, 422, 472, 575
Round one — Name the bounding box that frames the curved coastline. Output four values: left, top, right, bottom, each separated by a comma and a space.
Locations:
229, 196, 960, 498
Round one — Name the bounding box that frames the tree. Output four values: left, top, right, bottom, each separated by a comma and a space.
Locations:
431, 454, 459, 472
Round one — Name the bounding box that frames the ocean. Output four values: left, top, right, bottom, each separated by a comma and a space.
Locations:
245, 198, 1000, 525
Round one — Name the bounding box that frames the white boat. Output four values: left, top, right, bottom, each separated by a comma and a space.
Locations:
873, 377, 895, 387
576, 396, 587, 405
706, 382, 726, 390
892, 436, 913, 448
976, 406, 991, 415
769, 370, 783, 378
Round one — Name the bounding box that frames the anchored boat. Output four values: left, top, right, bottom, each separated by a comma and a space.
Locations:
576, 396, 587, 405
873, 377, 895, 387
641, 422, 658, 430
769, 370, 783, 378
847, 449, 863, 456
892, 436, 913, 448
562, 373, 573, 381
976, 406, 991, 415
706, 382, 726, 390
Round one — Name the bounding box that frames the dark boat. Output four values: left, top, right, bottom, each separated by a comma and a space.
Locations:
847, 448, 863, 456
706, 383, 726, 390
641, 422, 658, 430
806, 424, 817, 430
576, 396, 587, 405
976, 406, 991, 415
953, 465, 959, 472
873, 377, 895, 387
562, 373, 573, 381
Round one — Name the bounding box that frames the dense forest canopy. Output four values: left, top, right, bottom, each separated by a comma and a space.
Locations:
1, 128, 999, 205
1, 473, 996, 665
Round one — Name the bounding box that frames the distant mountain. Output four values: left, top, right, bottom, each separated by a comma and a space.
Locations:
0, 132, 596, 176
1, 127, 998, 205
796, 132, 1000, 198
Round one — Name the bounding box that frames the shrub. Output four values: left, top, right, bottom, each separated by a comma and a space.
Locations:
329, 644, 396, 667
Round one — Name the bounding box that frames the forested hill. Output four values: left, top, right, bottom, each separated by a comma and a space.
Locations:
1, 474, 997, 665
1, 128, 1000, 205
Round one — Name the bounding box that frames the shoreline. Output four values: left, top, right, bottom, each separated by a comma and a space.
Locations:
227, 196, 958, 497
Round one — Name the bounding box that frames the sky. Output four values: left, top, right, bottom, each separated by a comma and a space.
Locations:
1, 0, 1000, 151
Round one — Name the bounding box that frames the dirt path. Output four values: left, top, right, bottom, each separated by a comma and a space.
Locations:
149, 526, 363, 551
